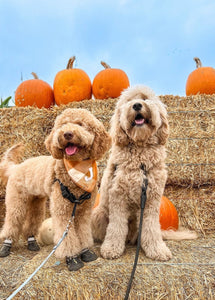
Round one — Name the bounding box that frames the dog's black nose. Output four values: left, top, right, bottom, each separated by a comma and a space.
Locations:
133, 103, 142, 111
64, 131, 73, 140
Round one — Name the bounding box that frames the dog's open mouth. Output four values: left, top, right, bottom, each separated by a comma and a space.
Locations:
132, 113, 148, 127
65, 143, 79, 156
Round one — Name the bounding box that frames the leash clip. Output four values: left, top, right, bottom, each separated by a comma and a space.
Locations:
54, 178, 91, 205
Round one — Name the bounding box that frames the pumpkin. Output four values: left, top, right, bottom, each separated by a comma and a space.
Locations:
159, 196, 179, 230
94, 194, 179, 230
53, 56, 92, 105
186, 57, 215, 96
15, 72, 54, 108
92, 61, 130, 99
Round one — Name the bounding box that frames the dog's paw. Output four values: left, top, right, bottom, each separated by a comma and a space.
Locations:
144, 241, 172, 261
100, 241, 125, 259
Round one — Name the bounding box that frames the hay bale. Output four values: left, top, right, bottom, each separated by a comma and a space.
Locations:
1, 235, 214, 299
0, 95, 214, 198
164, 185, 215, 234
160, 94, 215, 111
0, 185, 214, 235
164, 95, 215, 186
0, 95, 214, 299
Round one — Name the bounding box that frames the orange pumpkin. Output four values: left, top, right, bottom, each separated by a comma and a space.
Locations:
186, 57, 215, 96
53, 56, 92, 105
94, 194, 179, 230
92, 61, 130, 99
15, 72, 54, 108
159, 196, 179, 230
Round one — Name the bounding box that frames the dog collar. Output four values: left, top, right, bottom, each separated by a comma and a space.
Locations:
63, 158, 97, 193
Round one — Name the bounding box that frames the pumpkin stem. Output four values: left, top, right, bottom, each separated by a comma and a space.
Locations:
67, 56, 76, 69
101, 61, 111, 69
193, 57, 202, 68
31, 72, 39, 79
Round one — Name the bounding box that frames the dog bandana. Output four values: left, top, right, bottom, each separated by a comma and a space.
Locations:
63, 159, 97, 193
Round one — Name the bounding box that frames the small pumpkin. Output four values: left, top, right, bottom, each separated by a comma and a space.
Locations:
15, 72, 54, 108
94, 194, 179, 230
186, 57, 215, 96
159, 196, 179, 230
53, 56, 92, 105
92, 61, 130, 99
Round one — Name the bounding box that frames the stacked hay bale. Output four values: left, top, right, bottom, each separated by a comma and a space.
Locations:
0, 95, 214, 234
160, 95, 215, 235
161, 95, 215, 186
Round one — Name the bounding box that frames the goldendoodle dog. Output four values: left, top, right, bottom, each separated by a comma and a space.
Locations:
0, 108, 111, 271
92, 85, 196, 261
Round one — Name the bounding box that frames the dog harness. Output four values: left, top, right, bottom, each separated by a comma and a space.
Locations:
54, 178, 91, 217
54, 159, 97, 209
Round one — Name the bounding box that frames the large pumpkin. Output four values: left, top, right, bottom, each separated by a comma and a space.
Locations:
53, 56, 92, 105
15, 73, 54, 108
94, 194, 179, 231
186, 57, 215, 96
92, 61, 130, 99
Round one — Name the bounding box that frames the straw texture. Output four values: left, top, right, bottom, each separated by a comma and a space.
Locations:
0, 94, 214, 193
0, 94, 214, 300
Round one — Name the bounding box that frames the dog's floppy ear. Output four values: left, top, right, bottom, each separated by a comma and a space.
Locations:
110, 109, 129, 146
45, 129, 64, 159
156, 107, 169, 145
90, 120, 112, 161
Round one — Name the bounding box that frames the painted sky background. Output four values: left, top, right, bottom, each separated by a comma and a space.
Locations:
1, 0, 215, 105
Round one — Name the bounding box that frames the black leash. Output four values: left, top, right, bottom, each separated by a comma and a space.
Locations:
124, 165, 148, 300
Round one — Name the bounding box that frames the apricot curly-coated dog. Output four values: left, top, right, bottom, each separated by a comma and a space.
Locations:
0, 108, 111, 271
92, 85, 197, 261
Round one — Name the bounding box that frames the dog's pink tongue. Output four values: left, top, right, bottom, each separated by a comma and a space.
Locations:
65, 145, 78, 156
135, 119, 144, 125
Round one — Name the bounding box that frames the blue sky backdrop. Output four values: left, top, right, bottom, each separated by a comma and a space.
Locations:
1, 0, 215, 105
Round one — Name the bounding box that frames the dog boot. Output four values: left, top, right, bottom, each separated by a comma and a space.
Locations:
27, 236, 40, 251
0, 239, 12, 257
80, 248, 97, 262
66, 256, 84, 271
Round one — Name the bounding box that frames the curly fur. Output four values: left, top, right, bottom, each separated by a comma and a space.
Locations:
0, 108, 111, 259
91, 85, 197, 261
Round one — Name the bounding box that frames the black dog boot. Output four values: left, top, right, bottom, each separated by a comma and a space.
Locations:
66, 256, 84, 271
27, 236, 40, 251
0, 239, 12, 257
80, 248, 97, 262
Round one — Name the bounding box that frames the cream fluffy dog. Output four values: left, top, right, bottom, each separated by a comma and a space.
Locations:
92, 85, 196, 261
0, 108, 111, 271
